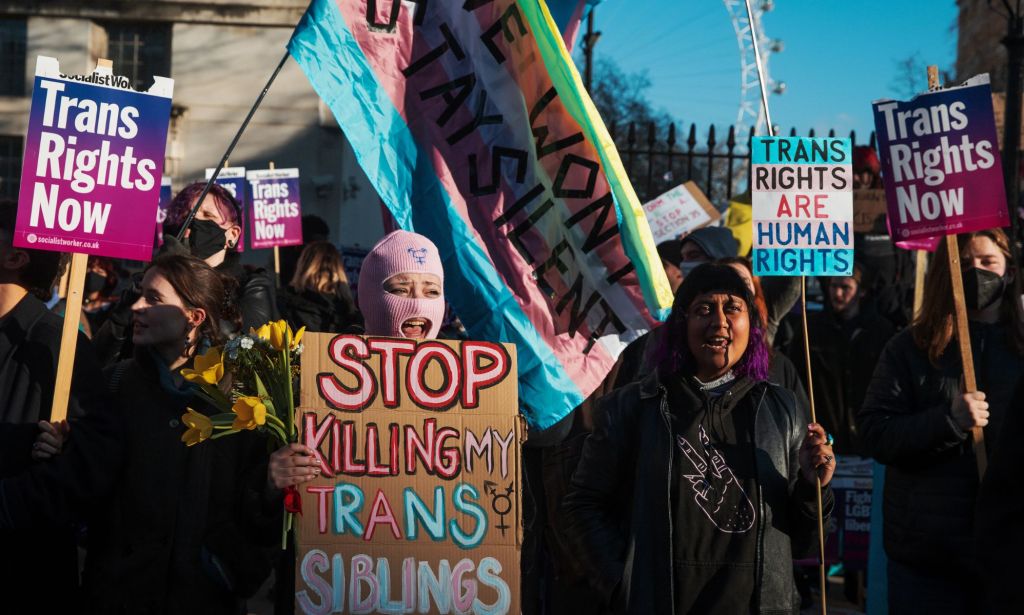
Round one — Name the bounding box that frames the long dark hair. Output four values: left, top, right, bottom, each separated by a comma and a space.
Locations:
660, 263, 771, 381
145, 254, 240, 349
912, 228, 1024, 364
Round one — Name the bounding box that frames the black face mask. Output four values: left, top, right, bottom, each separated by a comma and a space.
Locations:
962, 267, 1006, 311
84, 272, 107, 295
187, 219, 228, 260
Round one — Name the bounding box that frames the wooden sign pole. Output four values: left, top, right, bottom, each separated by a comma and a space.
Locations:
913, 250, 927, 318
269, 161, 281, 288
927, 66, 987, 477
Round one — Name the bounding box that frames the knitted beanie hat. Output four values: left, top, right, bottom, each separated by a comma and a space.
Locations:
358, 230, 446, 338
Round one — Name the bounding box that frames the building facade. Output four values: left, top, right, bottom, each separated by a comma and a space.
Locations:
0, 0, 385, 262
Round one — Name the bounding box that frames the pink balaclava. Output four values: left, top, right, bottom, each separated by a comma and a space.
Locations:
358, 230, 446, 338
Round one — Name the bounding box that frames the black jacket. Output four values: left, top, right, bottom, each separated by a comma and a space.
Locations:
82, 350, 277, 614
789, 306, 895, 456
217, 253, 278, 333
563, 369, 833, 615
0, 294, 120, 608
277, 284, 360, 333
976, 376, 1024, 613
857, 324, 1024, 572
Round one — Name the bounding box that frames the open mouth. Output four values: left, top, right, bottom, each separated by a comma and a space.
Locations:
401, 318, 430, 339
701, 335, 731, 352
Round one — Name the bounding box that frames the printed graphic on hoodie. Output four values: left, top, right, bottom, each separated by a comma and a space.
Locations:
677, 426, 756, 533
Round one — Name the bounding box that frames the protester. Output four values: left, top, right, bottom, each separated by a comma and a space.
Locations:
82, 256, 119, 332
265, 229, 446, 614
81, 254, 276, 613
278, 214, 331, 288
657, 239, 683, 293
277, 240, 360, 333
164, 182, 278, 331
975, 376, 1024, 613
793, 262, 895, 456
857, 228, 1024, 614
564, 263, 835, 614
0, 199, 115, 610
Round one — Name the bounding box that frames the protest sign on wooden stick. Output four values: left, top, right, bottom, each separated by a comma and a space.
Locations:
13, 56, 173, 421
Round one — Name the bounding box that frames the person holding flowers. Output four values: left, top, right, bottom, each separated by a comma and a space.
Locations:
81, 254, 278, 614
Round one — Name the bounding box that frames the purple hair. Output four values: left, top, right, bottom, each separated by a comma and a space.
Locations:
164, 181, 241, 229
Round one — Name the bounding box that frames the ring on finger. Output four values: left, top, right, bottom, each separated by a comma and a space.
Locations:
825, 433, 835, 447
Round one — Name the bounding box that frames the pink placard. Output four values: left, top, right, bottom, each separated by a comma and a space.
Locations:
14, 56, 173, 261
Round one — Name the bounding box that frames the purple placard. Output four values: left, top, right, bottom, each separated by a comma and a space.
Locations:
14, 56, 173, 260
873, 74, 1007, 241
205, 167, 247, 252
154, 176, 173, 248
246, 168, 303, 249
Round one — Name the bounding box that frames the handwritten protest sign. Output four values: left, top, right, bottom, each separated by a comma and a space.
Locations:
288, 0, 671, 430
872, 74, 1006, 241
297, 333, 522, 615
247, 167, 303, 249
205, 166, 247, 251
13, 56, 173, 260
853, 189, 887, 234
752, 137, 854, 276
642, 181, 720, 244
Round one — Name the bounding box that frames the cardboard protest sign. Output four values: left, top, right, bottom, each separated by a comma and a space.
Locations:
751, 137, 854, 276
205, 166, 247, 251
642, 181, 720, 244
13, 56, 173, 260
823, 456, 874, 570
853, 189, 887, 234
296, 333, 522, 615
872, 74, 1007, 241
246, 168, 303, 249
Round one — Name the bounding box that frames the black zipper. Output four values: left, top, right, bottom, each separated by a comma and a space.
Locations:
658, 386, 675, 612
752, 387, 768, 612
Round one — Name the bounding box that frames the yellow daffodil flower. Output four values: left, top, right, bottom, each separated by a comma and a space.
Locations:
181, 347, 224, 386
269, 320, 288, 350
252, 323, 272, 342
181, 408, 213, 446
232, 396, 267, 431
290, 326, 305, 351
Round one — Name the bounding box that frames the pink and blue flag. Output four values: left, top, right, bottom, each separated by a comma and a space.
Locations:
288, 0, 669, 430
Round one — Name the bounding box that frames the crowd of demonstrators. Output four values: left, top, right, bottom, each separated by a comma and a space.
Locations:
857, 228, 1024, 614
277, 240, 360, 333
2, 166, 1023, 615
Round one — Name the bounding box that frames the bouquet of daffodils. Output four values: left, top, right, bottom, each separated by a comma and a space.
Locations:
178, 320, 304, 547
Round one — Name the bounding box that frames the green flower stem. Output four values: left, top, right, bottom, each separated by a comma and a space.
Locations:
210, 429, 239, 440
264, 422, 288, 446
282, 348, 295, 442
266, 413, 287, 431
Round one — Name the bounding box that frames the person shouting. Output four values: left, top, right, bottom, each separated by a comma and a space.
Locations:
564, 263, 834, 615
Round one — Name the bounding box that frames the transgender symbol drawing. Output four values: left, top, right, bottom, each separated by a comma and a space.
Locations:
407, 247, 428, 265
677, 426, 756, 533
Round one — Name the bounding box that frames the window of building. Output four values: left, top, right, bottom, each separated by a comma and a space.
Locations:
100, 21, 172, 90
0, 19, 27, 96
0, 136, 23, 200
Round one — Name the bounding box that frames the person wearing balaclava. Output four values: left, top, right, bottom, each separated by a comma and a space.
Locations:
857, 228, 1024, 614
262, 229, 447, 615
355, 230, 445, 339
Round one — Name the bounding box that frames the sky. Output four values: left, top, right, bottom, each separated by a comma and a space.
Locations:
577, 0, 960, 142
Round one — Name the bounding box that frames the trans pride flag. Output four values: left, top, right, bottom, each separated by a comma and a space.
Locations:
289, 0, 670, 430
548, 0, 602, 52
